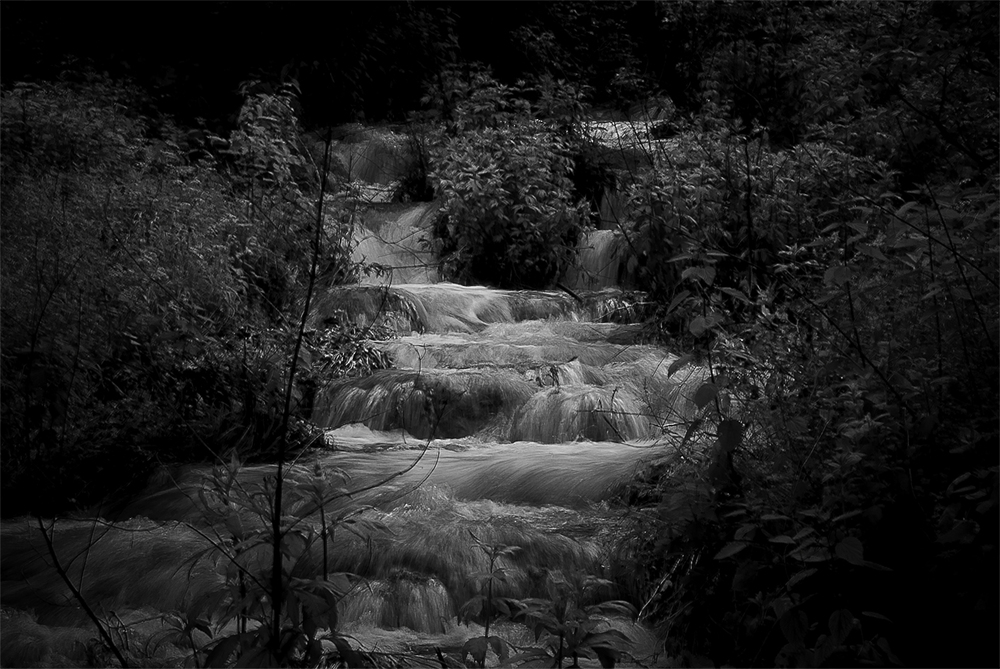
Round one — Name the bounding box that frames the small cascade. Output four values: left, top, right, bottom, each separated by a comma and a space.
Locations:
563, 229, 636, 291
598, 187, 630, 230
509, 385, 651, 443
330, 125, 406, 185
351, 202, 440, 284
313, 368, 534, 439
310, 282, 651, 334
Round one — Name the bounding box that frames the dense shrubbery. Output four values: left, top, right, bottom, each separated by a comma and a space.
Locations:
606, 4, 999, 666
625, 123, 888, 306
424, 68, 591, 288
0, 75, 377, 516
659, 1, 998, 182
617, 140, 999, 664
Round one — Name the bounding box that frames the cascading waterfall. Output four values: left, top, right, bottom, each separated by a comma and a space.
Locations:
1, 203, 704, 667
351, 202, 440, 285
562, 229, 635, 290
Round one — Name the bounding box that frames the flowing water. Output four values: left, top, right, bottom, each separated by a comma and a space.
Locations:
1, 204, 703, 667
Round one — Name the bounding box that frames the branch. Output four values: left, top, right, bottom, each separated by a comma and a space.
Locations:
36, 517, 130, 668
271, 127, 336, 655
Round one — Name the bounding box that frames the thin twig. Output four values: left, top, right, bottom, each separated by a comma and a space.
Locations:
36, 517, 130, 668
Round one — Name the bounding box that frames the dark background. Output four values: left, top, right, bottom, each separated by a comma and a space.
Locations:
1, 2, 673, 130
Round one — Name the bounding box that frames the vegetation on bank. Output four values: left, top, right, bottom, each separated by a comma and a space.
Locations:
1, 1, 997, 667
0, 75, 383, 517
606, 4, 999, 667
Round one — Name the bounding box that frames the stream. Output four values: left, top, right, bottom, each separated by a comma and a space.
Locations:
1, 203, 704, 666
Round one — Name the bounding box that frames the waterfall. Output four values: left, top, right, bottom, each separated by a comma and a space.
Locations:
351, 202, 440, 285
1, 201, 699, 667
563, 228, 635, 290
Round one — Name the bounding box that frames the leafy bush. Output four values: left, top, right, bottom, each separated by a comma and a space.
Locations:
617, 109, 998, 666
0, 74, 365, 515
659, 1, 998, 184
509, 574, 635, 669
606, 13, 998, 655
1, 76, 239, 512
626, 120, 889, 310
426, 67, 590, 288
455, 535, 637, 668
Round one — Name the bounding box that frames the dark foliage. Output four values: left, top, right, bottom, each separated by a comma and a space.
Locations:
0, 76, 380, 517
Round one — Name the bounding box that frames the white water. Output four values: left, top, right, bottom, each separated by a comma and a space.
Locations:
1, 203, 696, 667
352, 202, 440, 284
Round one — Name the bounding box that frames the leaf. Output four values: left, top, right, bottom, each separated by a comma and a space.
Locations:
771, 596, 794, 619
668, 353, 695, 377
586, 630, 631, 648
720, 287, 751, 303
828, 609, 857, 645
835, 537, 865, 565
462, 637, 489, 666
192, 619, 213, 639
823, 265, 854, 287
694, 382, 718, 410
488, 635, 509, 661
831, 510, 862, 523
204, 634, 243, 668
689, 311, 724, 336
734, 523, 757, 541
892, 236, 926, 249
770, 535, 796, 545
717, 419, 742, 453
790, 545, 831, 563
588, 600, 638, 618
714, 541, 747, 559
895, 201, 918, 218
459, 596, 485, 621
862, 610, 893, 623
857, 244, 888, 261
792, 527, 815, 542
820, 220, 845, 234
225, 513, 246, 540
779, 610, 809, 645
666, 290, 691, 315
947, 472, 972, 492
493, 598, 514, 618
785, 568, 817, 589
681, 266, 716, 286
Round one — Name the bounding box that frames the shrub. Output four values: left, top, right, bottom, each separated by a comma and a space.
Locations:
1, 76, 246, 512
0, 74, 364, 515
626, 120, 889, 310
617, 112, 999, 667
426, 67, 589, 288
